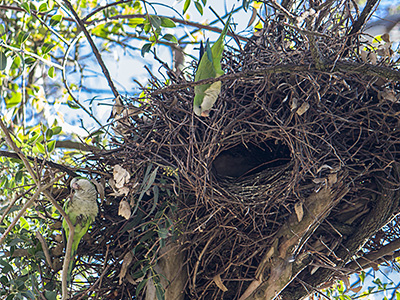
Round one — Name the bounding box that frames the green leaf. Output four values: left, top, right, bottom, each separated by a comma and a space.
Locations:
21, 2, 30, 13
66, 100, 80, 109
183, 0, 191, 14
141, 43, 152, 57
136, 278, 148, 297
160, 17, 176, 28
194, 1, 203, 15
48, 66, 55, 78
24, 57, 36, 66
44, 291, 57, 300
47, 140, 56, 153
36, 142, 46, 154
49, 15, 62, 27
0, 51, 7, 71
155, 283, 165, 300
18, 32, 30, 45
38, 3, 48, 12
0, 259, 12, 273
11, 55, 21, 69
162, 34, 178, 44
45, 129, 53, 139
201, 0, 206, 5
158, 227, 168, 239
41, 42, 55, 55
0, 24, 5, 35
6, 91, 22, 108
15, 171, 23, 183
52, 126, 62, 135
149, 15, 161, 29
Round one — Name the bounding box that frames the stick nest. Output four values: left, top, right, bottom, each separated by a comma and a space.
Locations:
71, 9, 400, 299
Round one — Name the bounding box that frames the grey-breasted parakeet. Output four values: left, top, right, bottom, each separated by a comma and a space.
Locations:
62, 177, 98, 283
193, 14, 232, 117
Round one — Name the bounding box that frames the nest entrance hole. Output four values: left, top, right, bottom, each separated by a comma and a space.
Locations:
212, 140, 291, 178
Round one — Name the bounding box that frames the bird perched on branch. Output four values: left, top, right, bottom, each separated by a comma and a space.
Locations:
62, 177, 98, 283
193, 14, 232, 117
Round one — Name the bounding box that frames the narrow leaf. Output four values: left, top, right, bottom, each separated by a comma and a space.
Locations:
194, 1, 203, 15
183, 0, 190, 14
0, 51, 7, 71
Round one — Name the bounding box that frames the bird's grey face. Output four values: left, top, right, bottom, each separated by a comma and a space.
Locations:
70, 178, 94, 193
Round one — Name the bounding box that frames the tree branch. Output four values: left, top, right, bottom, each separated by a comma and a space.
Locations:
62, 0, 119, 98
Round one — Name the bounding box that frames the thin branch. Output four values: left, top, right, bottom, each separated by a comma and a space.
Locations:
62, 0, 119, 98
348, 0, 380, 36
0, 176, 61, 246
345, 237, 400, 273
0, 150, 78, 177
35, 231, 54, 269
0, 187, 35, 224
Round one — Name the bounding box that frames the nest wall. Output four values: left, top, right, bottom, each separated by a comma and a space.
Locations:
83, 18, 400, 299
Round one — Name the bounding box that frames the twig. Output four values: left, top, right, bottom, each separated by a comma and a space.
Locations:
62, 0, 119, 98
0, 150, 78, 177
36, 231, 54, 269
0, 187, 35, 224
151, 61, 400, 96
0, 177, 61, 246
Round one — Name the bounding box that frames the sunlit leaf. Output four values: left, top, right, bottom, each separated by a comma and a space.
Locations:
6, 91, 22, 108
36, 142, 46, 154
47, 140, 56, 153
194, 1, 203, 15
160, 17, 176, 28
41, 43, 55, 55
38, 3, 48, 12
48, 66, 55, 78
52, 126, 62, 135
18, 32, 30, 45
67, 100, 80, 109
21, 2, 30, 13
50, 15, 63, 27
183, 0, 190, 14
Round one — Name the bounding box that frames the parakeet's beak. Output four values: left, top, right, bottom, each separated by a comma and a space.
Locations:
201, 110, 210, 117
72, 182, 80, 190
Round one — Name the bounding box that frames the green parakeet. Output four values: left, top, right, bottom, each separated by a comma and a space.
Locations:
62, 177, 98, 283
193, 14, 232, 117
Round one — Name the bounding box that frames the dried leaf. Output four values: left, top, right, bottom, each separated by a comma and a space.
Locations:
118, 200, 131, 220
119, 251, 134, 284
296, 102, 310, 116
312, 178, 326, 184
350, 286, 362, 293
112, 95, 124, 116
114, 164, 131, 189
327, 173, 337, 186
247, 7, 258, 28
213, 274, 228, 292
294, 202, 304, 222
